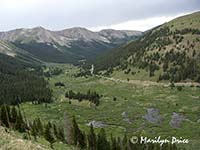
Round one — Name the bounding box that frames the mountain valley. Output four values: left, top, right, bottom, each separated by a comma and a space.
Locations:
0, 11, 200, 150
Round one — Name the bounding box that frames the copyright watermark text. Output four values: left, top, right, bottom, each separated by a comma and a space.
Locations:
130, 136, 189, 146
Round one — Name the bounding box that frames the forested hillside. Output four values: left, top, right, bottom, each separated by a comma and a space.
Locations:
93, 12, 200, 82
0, 53, 52, 105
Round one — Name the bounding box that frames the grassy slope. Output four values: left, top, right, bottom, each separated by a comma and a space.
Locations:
0, 126, 48, 150
163, 11, 200, 31
22, 63, 200, 150
0, 125, 77, 150
111, 67, 162, 81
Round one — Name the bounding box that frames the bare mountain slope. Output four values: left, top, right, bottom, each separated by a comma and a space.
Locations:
0, 27, 142, 63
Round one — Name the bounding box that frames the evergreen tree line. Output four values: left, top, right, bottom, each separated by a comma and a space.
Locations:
0, 104, 26, 132
0, 53, 53, 105
0, 71, 53, 105
69, 118, 179, 150
158, 50, 200, 82
173, 28, 200, 35
65, 90, 100, 106
0, 105, 179, 150
0, 104, 65, 148
43, 67, 63, 77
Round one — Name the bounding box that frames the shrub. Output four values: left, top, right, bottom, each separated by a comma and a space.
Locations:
113, 97, 117, 101
54, 82, 65, 87
177, 86, 183, 91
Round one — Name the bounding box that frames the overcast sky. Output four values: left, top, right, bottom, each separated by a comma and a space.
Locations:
0, 0, 199, 32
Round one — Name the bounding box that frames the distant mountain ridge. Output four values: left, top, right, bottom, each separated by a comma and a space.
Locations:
0, 27, 142, 63
0, 27, 141, 43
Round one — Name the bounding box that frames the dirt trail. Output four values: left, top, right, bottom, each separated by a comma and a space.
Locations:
96, 75, 200, 87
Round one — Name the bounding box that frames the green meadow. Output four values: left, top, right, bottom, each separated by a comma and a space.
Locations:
21, 63, 200, 149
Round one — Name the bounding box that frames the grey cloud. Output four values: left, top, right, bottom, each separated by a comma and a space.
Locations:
0, 0, 199, 31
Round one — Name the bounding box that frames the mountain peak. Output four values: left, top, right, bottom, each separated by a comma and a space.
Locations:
58, 27, 110, 42
68, 27, 89, 31
32, 26, 46, 30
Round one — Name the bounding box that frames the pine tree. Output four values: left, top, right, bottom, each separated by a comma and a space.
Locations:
15, 109, 26, 132
57, 127, 65, 142
36, 118, 43, 136
88, 124, 97, 150
0, 105, 10, 127
44, 122, 55, 148
6, 105, 12, 123
111, 134, 117, 150
117, 137, 122, 150
72, 116, 86, 148
97, 128, 110, 150
11, 106, 17, 125
122, 134, 128, 150
111, 134, 121, 150
72, 116, 79, 145
31, 120, 38, 140
79, 131, 86, 149
53, 124, 58, 141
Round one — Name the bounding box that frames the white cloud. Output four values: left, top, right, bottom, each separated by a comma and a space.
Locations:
90, 12, 193, 32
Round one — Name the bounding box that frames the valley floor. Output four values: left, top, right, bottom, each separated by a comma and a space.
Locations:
21, 63, 200, 150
